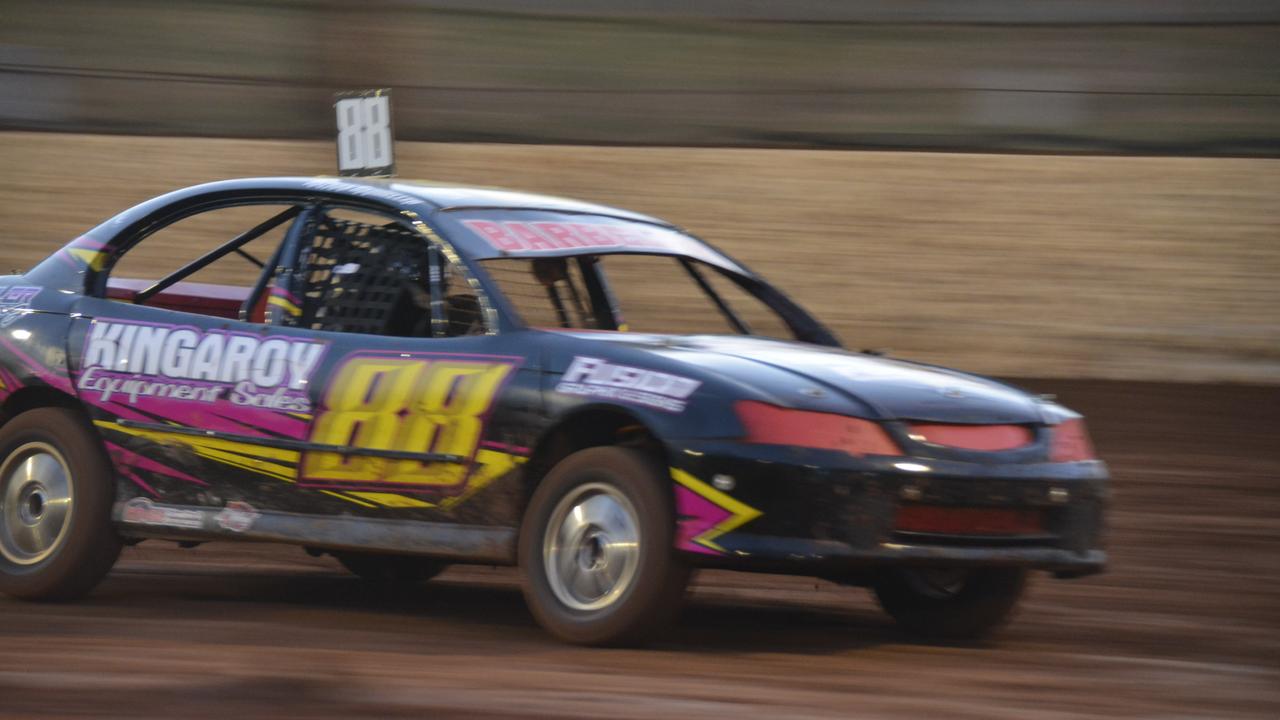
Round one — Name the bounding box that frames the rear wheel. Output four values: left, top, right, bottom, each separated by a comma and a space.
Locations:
334, 552, 447, 584
519, 447, 688, 646
873, 566, 1027, 640
0, 408, 121, 601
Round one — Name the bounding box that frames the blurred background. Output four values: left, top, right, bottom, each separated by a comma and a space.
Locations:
1, 0, 1277, 383
4, 0, 1280, 151
0, 5, 1277, 717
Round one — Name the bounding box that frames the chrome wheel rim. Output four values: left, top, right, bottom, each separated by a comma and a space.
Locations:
543, 482, 641, 612
0, 442, 74, 566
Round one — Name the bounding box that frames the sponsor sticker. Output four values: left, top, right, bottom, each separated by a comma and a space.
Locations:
463, 219, 682, 254
555, 356, 700, 413
120, 497, 204, 530
0, 286, 41, 328
78, 320, 325, 411
214, 501, 260, 533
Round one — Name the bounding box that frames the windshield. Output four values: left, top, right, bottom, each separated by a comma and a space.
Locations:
481, 254, 797, 340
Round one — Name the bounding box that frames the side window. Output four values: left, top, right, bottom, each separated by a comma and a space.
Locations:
273, 208, 485, 338
104, 204, 297, 321
480, 258, 596, 329
110, 205, 294, 285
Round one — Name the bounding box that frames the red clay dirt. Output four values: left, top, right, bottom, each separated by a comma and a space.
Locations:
0, 379, 1276, 719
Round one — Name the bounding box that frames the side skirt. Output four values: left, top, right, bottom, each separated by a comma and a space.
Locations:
112, 499, 517, 564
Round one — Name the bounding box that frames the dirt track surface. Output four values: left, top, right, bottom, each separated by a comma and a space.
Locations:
0, 379, 1276, 719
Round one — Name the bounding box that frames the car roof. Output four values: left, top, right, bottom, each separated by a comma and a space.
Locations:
378, 180, 665, 223
269, 176, 665, 225
28, 176, 747, 290
280, 177, 740, 270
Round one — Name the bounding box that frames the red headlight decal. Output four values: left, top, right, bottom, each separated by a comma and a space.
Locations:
735, 401, 901, 457
1049, 418, 1096, 462
907, 423, 1033, 451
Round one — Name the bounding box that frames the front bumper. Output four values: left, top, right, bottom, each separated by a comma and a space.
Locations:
671, 440, 1107, 577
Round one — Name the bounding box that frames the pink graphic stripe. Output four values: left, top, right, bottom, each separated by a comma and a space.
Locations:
479, 440, 530, 455
674, 485, 731, 556
106, 441, 208, 487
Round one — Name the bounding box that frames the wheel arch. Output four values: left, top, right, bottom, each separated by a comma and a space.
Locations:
0, 387, 84, 429
521, 404, 671, 508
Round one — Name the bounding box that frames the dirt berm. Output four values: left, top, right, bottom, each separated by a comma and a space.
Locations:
1, 132, 1276, 383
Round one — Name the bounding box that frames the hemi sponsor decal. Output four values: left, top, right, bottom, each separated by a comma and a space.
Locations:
556, 356, 700, 413
120, 498, 261, 533
120, 497, 204, 530
79, 320, 325, 412
0, 286, 41, 327
215, 501, 260, 533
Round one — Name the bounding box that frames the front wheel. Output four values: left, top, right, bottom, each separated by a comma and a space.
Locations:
872, 566, 1027, 641
519, 447, 688, 646
0, 407, 121, 601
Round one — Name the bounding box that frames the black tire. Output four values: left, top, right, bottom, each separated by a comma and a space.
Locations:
872, 566, 1028, 641
0, 407, 121, 601
334, 552, 447, 584
519, 446, 688, 646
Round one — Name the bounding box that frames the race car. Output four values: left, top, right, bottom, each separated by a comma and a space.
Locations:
0, 177, 1106, 645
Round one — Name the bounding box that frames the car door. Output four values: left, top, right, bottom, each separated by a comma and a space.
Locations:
265, 208, 541, 524
66, 202, 331, 520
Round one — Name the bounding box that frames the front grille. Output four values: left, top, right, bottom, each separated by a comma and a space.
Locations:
891, 530, 1061, 547
891, 505, 1059, 547
895, 505, 1045, 535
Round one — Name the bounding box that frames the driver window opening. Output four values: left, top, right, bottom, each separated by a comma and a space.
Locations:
103, 204, 485, 338
104, 204, 296, 320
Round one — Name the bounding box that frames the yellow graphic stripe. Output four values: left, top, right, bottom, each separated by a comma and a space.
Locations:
349, 492, 435, 508
439, 449, 525, 510
69, 248, 108, 271
670, 467, 762, 553
268, 294, 302, 316
99, 421, 299, 483
322, 490, 379, 508
98, 423, 523, 511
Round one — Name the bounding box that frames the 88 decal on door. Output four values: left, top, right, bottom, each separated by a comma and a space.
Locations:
301, 352, 521, 495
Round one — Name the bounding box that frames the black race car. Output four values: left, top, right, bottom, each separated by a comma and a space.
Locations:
0, 177, 1106, 644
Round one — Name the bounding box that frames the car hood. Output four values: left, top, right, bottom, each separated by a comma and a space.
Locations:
557, 333, 1047, 424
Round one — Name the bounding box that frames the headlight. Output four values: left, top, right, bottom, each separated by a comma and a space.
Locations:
734, 401, 902, 457
1049, 418, 1096, 462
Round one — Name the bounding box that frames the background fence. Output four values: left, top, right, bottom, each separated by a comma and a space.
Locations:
2, 0, 1278, 153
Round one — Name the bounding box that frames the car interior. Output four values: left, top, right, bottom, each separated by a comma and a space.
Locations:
103, 204, 485, 338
